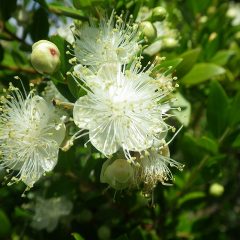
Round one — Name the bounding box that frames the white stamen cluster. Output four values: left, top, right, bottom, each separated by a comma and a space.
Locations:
71, 12, 184, 190
138, 146, 184, 191
73, 63, 171, 159
73, 12, 140, 68
0, 86, 66, 188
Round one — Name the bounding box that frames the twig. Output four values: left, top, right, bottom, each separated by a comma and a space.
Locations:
0, 64, 37, 74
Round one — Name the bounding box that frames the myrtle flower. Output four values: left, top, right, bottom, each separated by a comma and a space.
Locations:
31, 196, 72, 232
73, 62, 174, 160
73, 12, 140, 68
226, 2, 240, 26
138, 145, 184, 191
0, 85, 66, 187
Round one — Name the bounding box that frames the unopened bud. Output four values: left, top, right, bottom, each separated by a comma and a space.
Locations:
31, 40, 60, 75
97, 225, 111, 240
162, 37, 178, 48
209, 183, 224, 197
152, 7, 167, 22
100, 159, 134, 190
140, 21, 157, 42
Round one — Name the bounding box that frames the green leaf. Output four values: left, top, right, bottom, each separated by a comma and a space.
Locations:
197, 136, 218, 154
0, 209, 11, 237
0, 44, 4, 62
229, 92, 240, 127
210, 50, 235, 66
207, 81, 229, 138
181, 133, 204, 163
233, 134, 240, 148
14, 207, 31, 219
30, 8, 49, 42
178, 191, 205, 206
67, 68, 86, 99
181, 63, 226, 86
73, 0, 92, 8
176, 48, 201, 78
153, 58, 183, 75
48, 4, 87, 20
72, 233, 85, 240
130, 226, 147, 240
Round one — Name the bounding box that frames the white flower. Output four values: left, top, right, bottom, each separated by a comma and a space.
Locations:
74, 12, 140, 68
138, 146, 184, 190
73, 63, 172, 159
31, 196, 72, 232
0, 87, 66, 187
227, 2, 240, 26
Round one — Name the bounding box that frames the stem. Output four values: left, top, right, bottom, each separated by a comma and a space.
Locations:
0, 64, 37, 74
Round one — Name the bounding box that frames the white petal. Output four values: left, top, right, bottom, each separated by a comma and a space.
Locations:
89, 120, 119, 156
39, 146, 58, 172
73, 96, 94, 129
20, 159, 45, 187
118, 118, 153, 151
45, 122, 66, 146
28, 96, 50, 124
97, 63, 118, 87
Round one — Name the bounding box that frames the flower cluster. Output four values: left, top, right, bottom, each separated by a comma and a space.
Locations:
0, 84, 66, 188
71, 12, 184, 191
0, 11, 183, 193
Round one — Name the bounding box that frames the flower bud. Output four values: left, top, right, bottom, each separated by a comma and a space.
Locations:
162, 37, 178, 48
100, 159, 134, 190
209, 183, 224, 197
97, 225, 111, 240
152, 7, 167, 22
31, 40, 60, 75
140, 21, 157, 42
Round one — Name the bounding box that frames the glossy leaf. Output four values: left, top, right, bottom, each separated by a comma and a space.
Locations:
153, 58, 183, 75
210, 50, 235, 66
72, 233, 85, 240
229, 92, 240, 127
0, 210, 11, 237
176, 48, 201, 78
233, 134, 240, 148
178, 191, 205, 206
197, 136, 218, 154
207, 81, 229, 138
48, 4, 86, 20
181, 63, 226, 86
